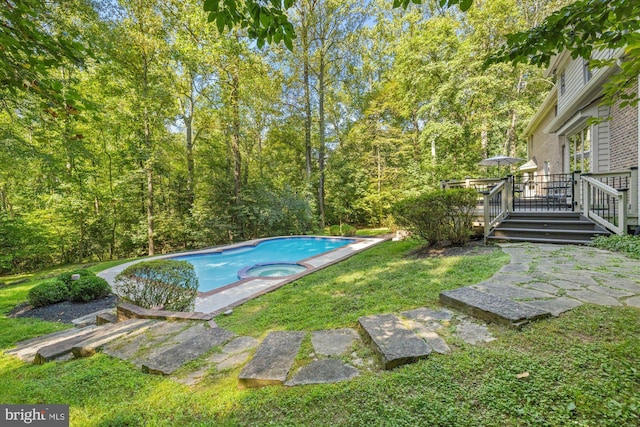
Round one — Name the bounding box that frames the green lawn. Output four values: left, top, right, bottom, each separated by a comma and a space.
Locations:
1, 240, 639, 426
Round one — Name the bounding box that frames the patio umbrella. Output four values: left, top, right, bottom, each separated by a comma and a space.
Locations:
478, 155, 524, 175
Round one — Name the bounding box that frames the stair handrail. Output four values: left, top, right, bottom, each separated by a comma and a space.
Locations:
580, 175, 628, 235
483, 179, 509, 243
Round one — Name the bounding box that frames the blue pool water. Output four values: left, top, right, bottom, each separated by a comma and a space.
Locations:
172, 237, 355, 292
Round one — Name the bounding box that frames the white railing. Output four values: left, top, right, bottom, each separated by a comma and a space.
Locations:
483, 179, 510, 243
581, 175, 628, 235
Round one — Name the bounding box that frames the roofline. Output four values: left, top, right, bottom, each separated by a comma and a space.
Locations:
524, 86, 557, 136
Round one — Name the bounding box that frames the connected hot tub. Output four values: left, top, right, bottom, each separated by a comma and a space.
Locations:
238, 262, 308, 279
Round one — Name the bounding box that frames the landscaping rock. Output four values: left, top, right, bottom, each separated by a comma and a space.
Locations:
311, 329, 359, 356
142, 324, 236, 375
358, 314, 431, 370
439, 287, 551, 328
286, 359, 359, 386
238, 331, 305, 388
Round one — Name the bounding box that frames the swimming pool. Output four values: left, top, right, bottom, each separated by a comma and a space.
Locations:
172, 237, 355, 292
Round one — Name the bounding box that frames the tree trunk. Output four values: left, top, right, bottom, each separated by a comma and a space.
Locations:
184, 113, 195, 209
303, 30, 313, 181
318, 50, 326, 229
230, 61, 242, 204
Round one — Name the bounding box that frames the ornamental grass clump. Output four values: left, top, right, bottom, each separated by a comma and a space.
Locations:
114, 260, 198, 312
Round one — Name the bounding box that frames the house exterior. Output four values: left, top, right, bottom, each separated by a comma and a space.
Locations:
523, 48, 639, 228
524, 49, 639, 175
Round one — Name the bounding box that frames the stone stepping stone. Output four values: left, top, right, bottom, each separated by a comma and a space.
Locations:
473, 282, 553, 300
439, 287, 551, 328
34, 319, 151, 364
358, 314, 431, 370
221, 336, 259, 355
103, 320, 189, 364
141, 324, 236, 375
401, 307, 453, 323
454, 319, 496, 345
238, 331, 305, 388
7, 325, 99, 363
72, 319, 156, 358
311, 329, 359, 356
524, 297, 583, 317
565, 290, 621, 306
72, 309, 116, 328
624, 295, 640, 308
404, 320, 450, 354
286, 359, 359, 386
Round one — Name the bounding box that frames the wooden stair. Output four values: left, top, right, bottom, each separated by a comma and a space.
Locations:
487, 212, 611, 244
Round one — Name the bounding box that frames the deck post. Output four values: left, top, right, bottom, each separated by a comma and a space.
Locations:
581, 174, 590, 219
572, 170, 581, 212
619, 190, 629, 235
483, 192, 490, 244
630, 167, 638, 217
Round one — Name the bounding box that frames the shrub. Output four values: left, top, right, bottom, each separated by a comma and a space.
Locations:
29, 279, 69, 307
69, 276, 111, 302
114, 260, 198, 312
393, 188, 478, 246
328, 225, 341, 236
340, 224, 357, 237
57, 269, 96, 288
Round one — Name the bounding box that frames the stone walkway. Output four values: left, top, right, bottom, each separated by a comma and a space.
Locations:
7, 243, 640, 388
459, 243, 640, 315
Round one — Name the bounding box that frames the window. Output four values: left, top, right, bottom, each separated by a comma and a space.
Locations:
560, 72, 566, 95
583, 59, 591, 83
569, 128, 591, 172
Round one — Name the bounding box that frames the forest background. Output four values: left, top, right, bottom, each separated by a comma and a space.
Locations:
0, 0, 569, 273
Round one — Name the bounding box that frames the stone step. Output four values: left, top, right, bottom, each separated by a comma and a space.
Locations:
102, 320, 190, 365
439, 287, 551, 328
358, 314, 431, 370
71, 309, 116, 328
96, 312, 118, 325
141, 324, 236, 375
238, 331, 305, 388
72, 319, 156, 358
7, 326, 99, 363
33, 319, 150, 364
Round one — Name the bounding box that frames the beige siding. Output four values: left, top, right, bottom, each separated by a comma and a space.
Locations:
557, 58, 584, 115
594, 105, 611, 172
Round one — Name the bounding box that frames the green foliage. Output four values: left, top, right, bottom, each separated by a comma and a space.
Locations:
114, 260, 198, 312
488, 0, 640, 105
591, 235, 640, 259
28, 279, 68, 307
68, 276, 111, 303
328, 224, 357, 237
57, 269, 96, 288
393, 188, 478, 246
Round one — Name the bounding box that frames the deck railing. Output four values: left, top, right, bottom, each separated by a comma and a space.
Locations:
483, 179, 510, 243
442, 167, 637, 237
580, 175, 629, 235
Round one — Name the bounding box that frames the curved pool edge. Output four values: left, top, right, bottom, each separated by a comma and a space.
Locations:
96, 235, 388, 314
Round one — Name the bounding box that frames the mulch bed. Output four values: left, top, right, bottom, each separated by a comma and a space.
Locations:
408, 238, 497, 259
8, 295, 118, 324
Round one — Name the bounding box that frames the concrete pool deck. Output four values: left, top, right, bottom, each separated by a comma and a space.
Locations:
97, 236, 389, 314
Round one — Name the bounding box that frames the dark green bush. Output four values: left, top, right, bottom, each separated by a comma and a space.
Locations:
114, 260, 198, 312
57, 269, 96, 288
340, 224, 357, 236
28, 279, 69, 307
68, 276, 111, 302
393, 188, 478, 246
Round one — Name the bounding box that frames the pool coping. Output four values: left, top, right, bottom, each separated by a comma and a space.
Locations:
98, 235, 391, 314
